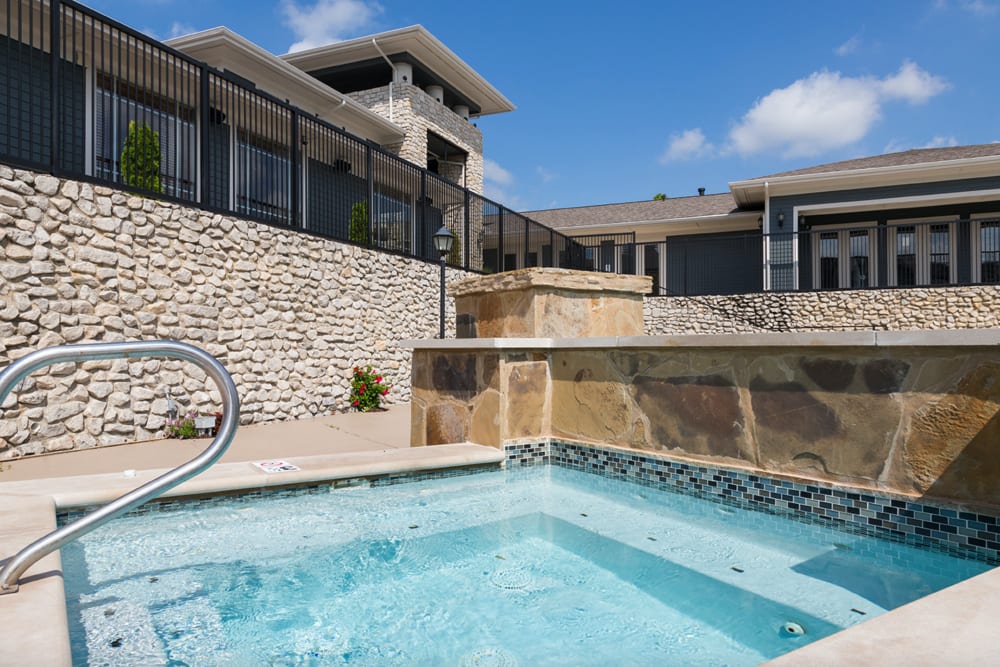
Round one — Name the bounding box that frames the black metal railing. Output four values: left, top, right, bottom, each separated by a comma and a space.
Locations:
0, 0, 588, 274
599, 217, 1000, 297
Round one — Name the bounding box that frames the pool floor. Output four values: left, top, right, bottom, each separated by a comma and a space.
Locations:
61, 466, 991, 666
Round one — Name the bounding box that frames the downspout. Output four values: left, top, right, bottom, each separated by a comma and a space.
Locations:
371, 38, 394, 123
763, 181, 770, 291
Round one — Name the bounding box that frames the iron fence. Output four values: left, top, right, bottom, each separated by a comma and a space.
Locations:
612, 217, 1000, 297
0, 0, 587, 274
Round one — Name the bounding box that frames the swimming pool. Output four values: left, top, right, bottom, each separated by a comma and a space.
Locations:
62, 465, 991, 666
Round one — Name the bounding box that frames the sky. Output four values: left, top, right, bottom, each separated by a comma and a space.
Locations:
89, 0, 999, 212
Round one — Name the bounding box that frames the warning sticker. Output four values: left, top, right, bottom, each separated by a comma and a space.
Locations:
251, 460, 301, 473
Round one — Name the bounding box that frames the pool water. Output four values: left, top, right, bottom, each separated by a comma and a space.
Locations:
62, 466, 991, 666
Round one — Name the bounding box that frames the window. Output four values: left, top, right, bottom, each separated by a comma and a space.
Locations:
812, 226, 876, 289
642, 244, 662, 295
887, 221, 955, 287
971, 216, 1000, 284
95, 80, 196, 200
237, 131, 290, 224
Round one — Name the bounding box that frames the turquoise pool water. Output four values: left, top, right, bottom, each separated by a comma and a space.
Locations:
62, 466, 991, 666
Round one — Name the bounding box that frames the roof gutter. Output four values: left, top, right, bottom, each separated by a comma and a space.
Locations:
371, 38, 395, 123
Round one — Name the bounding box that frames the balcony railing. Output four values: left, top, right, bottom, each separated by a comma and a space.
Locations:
0, 0, 588, 275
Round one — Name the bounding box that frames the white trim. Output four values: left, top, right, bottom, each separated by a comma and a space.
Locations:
730, 155, 1000, 207
792, 188, 1000, 216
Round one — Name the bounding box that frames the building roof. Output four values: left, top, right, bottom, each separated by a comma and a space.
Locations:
756, 143, 1000, 179
281, 25, 515, 117
167, 28, 404, 145
523, 193, 747, 230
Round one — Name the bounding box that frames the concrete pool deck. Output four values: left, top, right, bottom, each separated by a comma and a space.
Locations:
1, 403, 999, 665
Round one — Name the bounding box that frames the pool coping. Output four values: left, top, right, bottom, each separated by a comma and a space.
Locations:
0, 442, 504, 667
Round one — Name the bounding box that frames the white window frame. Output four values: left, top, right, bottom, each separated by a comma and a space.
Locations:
887, 217, 957, 287
970, 213, 1000, 284
809, 222, 878, 289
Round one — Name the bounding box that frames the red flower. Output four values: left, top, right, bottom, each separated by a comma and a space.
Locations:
360, 383, 367, 392
376, 376, 382, 383
352, 400, 359, 406
381, 388, 388, 396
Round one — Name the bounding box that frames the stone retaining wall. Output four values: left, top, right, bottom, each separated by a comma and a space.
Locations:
644, 286, 1000, 334
0, 167, 468, 459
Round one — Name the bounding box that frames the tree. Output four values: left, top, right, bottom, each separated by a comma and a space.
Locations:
120, 121, 162, 193
653, 193, 668, 201
349, 200, 369, 245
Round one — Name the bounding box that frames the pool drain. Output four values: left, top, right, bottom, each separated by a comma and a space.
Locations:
489, 568, 531, 591
780, 621, 806, 637
460, 647, 519, 667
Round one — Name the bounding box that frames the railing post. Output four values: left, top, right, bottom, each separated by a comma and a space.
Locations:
497, 208, 505, 272
199, 65, 210, 207
524, 217, 529, 268
420, 170, 427, 257
50, 0, 61, 174
290, 108, 300, 228
463, 190, 471, 269
365, 143, 374, 247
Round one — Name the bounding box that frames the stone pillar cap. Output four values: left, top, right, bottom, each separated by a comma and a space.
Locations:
450, 268, 651, 298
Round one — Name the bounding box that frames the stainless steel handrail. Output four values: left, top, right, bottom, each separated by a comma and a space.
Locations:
0, 340, 240, 594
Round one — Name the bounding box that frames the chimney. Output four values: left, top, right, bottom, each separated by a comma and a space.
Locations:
698, 187, 706, 196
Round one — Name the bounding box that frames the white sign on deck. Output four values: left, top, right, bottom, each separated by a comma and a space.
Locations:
251, 460, 301, 473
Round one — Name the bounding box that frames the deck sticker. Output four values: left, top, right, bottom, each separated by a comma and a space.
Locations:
251, 460, 301, 473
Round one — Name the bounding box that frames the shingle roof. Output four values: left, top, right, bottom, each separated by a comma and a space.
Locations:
756, 143, 1000, 179
522, 193, 747, 230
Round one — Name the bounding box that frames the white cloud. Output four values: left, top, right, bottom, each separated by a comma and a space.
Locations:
484, 158, 513, 186
168, 22, 195, 38
884, 135, 960, 153
535, 166, 557, 183
880, 60, 949, 104
938, 0, 999, 15
281, 0, 383, 53
482, 159, 526, 209
728, 62, 948, 158
660, 128, 714, 163
834, 35, 860, 56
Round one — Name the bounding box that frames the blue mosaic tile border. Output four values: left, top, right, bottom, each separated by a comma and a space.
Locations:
57, 465, 500, 525
507, 439, 1000, 564
503, 441, 550, 467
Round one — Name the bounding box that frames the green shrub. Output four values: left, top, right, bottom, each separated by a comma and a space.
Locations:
349, 365, 391, 412
120, 121, 163, 194
164, 412, 198, 439
349, 200, 369, 244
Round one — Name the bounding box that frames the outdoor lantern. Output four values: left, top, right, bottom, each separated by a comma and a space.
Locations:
433, 226, 455, 338
433, 226, 455, 256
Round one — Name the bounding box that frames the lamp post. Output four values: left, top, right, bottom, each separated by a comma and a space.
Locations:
432, 226, 455, 338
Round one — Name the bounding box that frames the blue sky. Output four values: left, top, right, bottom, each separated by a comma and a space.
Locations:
91, 0, 999, 211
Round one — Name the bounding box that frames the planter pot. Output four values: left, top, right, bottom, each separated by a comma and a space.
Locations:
194, 416, 216, 431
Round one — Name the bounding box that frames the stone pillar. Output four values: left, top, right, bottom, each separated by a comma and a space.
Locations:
450, 268, 652, 338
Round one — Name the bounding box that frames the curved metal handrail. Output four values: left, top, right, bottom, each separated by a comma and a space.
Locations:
0, 340, 240, 594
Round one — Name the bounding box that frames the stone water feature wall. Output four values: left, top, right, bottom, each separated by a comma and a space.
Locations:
644, 285, 1000, 335
411, 269, 1000, 508
0, 167, 469, 459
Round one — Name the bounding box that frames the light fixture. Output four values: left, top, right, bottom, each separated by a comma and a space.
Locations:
433, 226, 455, 338
777, 212, 784, 228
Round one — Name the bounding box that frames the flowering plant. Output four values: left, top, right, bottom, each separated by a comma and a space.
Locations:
164, 411, 199, 439
349, 365, 391, 412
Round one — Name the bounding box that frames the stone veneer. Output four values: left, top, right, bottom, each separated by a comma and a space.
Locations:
451, 268, 650, 338
0, 167, 468, 459
644, 286, 1000, 335
347, 84, 484, 194
408, 331, 1000, 509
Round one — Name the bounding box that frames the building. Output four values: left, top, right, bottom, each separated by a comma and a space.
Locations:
524, 144, 1000, 296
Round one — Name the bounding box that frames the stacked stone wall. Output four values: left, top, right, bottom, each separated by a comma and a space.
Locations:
644, 286, 1000, 335
0, 168, 467, 459
347, 84, 484, 194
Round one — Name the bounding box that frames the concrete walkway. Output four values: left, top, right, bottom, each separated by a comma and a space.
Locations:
0, 403, 413, 481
